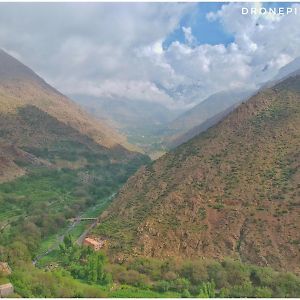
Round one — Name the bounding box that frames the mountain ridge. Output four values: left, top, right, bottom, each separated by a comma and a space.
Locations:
95, 73, 300, 274
0, 49, 134, 150
0, 49, 147, 182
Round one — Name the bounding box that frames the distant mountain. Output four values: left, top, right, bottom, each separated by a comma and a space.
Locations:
95, 74, 300, 273
274, 56, 300, 81
0, 49, 147, 182
166, 103, 240, 149
71, 95, 181, 158
161, 89, 255, 150
261, 56, 300, 90
165, 89, 254, 141
71, 95, 180, 131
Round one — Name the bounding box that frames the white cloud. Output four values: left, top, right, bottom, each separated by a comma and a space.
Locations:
182, 27, 196, 46
62, 79, 177, 108
0, 3, 300, 110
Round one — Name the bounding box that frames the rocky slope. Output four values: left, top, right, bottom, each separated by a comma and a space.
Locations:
95, 74, 300, 274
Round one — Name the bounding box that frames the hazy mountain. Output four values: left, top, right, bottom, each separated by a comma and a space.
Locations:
95, 74, 300, 273
161, 89, 255, 150
165, 89, 254, 141
71, 95, 182, 158
261, 56, 300, 90
274, 56, 300, 81
166, 103, 240, 149
71, 95, 180, 130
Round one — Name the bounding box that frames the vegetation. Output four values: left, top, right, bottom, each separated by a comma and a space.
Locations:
0, 154, 144, 257
0, 49, 299, 297
2, 237, 300, 298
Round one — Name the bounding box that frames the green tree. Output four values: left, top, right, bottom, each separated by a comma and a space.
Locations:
198, 281, 216, 298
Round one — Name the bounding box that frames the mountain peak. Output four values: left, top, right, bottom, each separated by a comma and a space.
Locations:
0, 49, 43, 82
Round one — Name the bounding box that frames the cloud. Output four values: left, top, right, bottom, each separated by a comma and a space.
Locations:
182, 27, 196, 46
0, 3, 300, 109
62, 79, 177, 108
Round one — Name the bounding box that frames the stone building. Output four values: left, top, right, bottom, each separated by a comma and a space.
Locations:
83, 237, 106, 251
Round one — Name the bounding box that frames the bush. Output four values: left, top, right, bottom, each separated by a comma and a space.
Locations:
207, 261, 228, 288
198, 281, 216, 298
222, 259, 250, 286
180, 260, 209, 285
170, 278, 190, 293
254, 286, 273, 297
118, 270, 151, 289
273, 272, 300, 297
153, 280, 170, 293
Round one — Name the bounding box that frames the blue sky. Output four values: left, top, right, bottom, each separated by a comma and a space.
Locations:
164, 2, 296, 49
164, 3, 233, 48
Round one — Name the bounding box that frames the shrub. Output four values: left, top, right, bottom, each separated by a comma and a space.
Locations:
222, 259, 250, 286
118, 270, 151, 289
153, 280, 170, 293
254, 286, 273, 297
207, 261, 228, 288
170, 278, 190, 293
198, 281, 216, 298
180, 260, 209, 285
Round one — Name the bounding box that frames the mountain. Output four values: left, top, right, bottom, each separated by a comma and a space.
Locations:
95, 74, 300, 273
166, 89, 254, 135
71, 95, 181, 158
166, 103, 240, 149
0, 49, 147, 182
0, 49, 133, 149
274, 56, 300, 81
261, 56, 300, 90
71, 95, 180, 131
0, 48, 150, 270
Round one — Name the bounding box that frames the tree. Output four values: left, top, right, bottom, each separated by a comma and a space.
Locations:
198, 281, 216, 298
181, 260, 209, 285
63, 234, 73, 249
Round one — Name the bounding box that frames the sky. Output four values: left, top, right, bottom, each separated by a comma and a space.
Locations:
0, 2, 300, 110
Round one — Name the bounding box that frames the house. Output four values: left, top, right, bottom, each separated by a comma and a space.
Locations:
0, 283, 14, 297
83, 237, 106, 251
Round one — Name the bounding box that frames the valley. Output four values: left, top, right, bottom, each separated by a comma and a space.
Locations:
0, 15, 300, 297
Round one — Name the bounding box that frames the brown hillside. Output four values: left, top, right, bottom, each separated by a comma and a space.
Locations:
0, 49, 131, 149
95, 75, 300, 274
0, 49, 146, 182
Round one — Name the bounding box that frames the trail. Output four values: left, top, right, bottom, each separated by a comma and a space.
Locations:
32, 216, 82, 265
32, 193, 116, 265
76, 193, 116, 245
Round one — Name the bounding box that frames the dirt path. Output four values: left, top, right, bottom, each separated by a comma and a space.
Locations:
76, 193, 116, 245
33, 193, 116, 265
